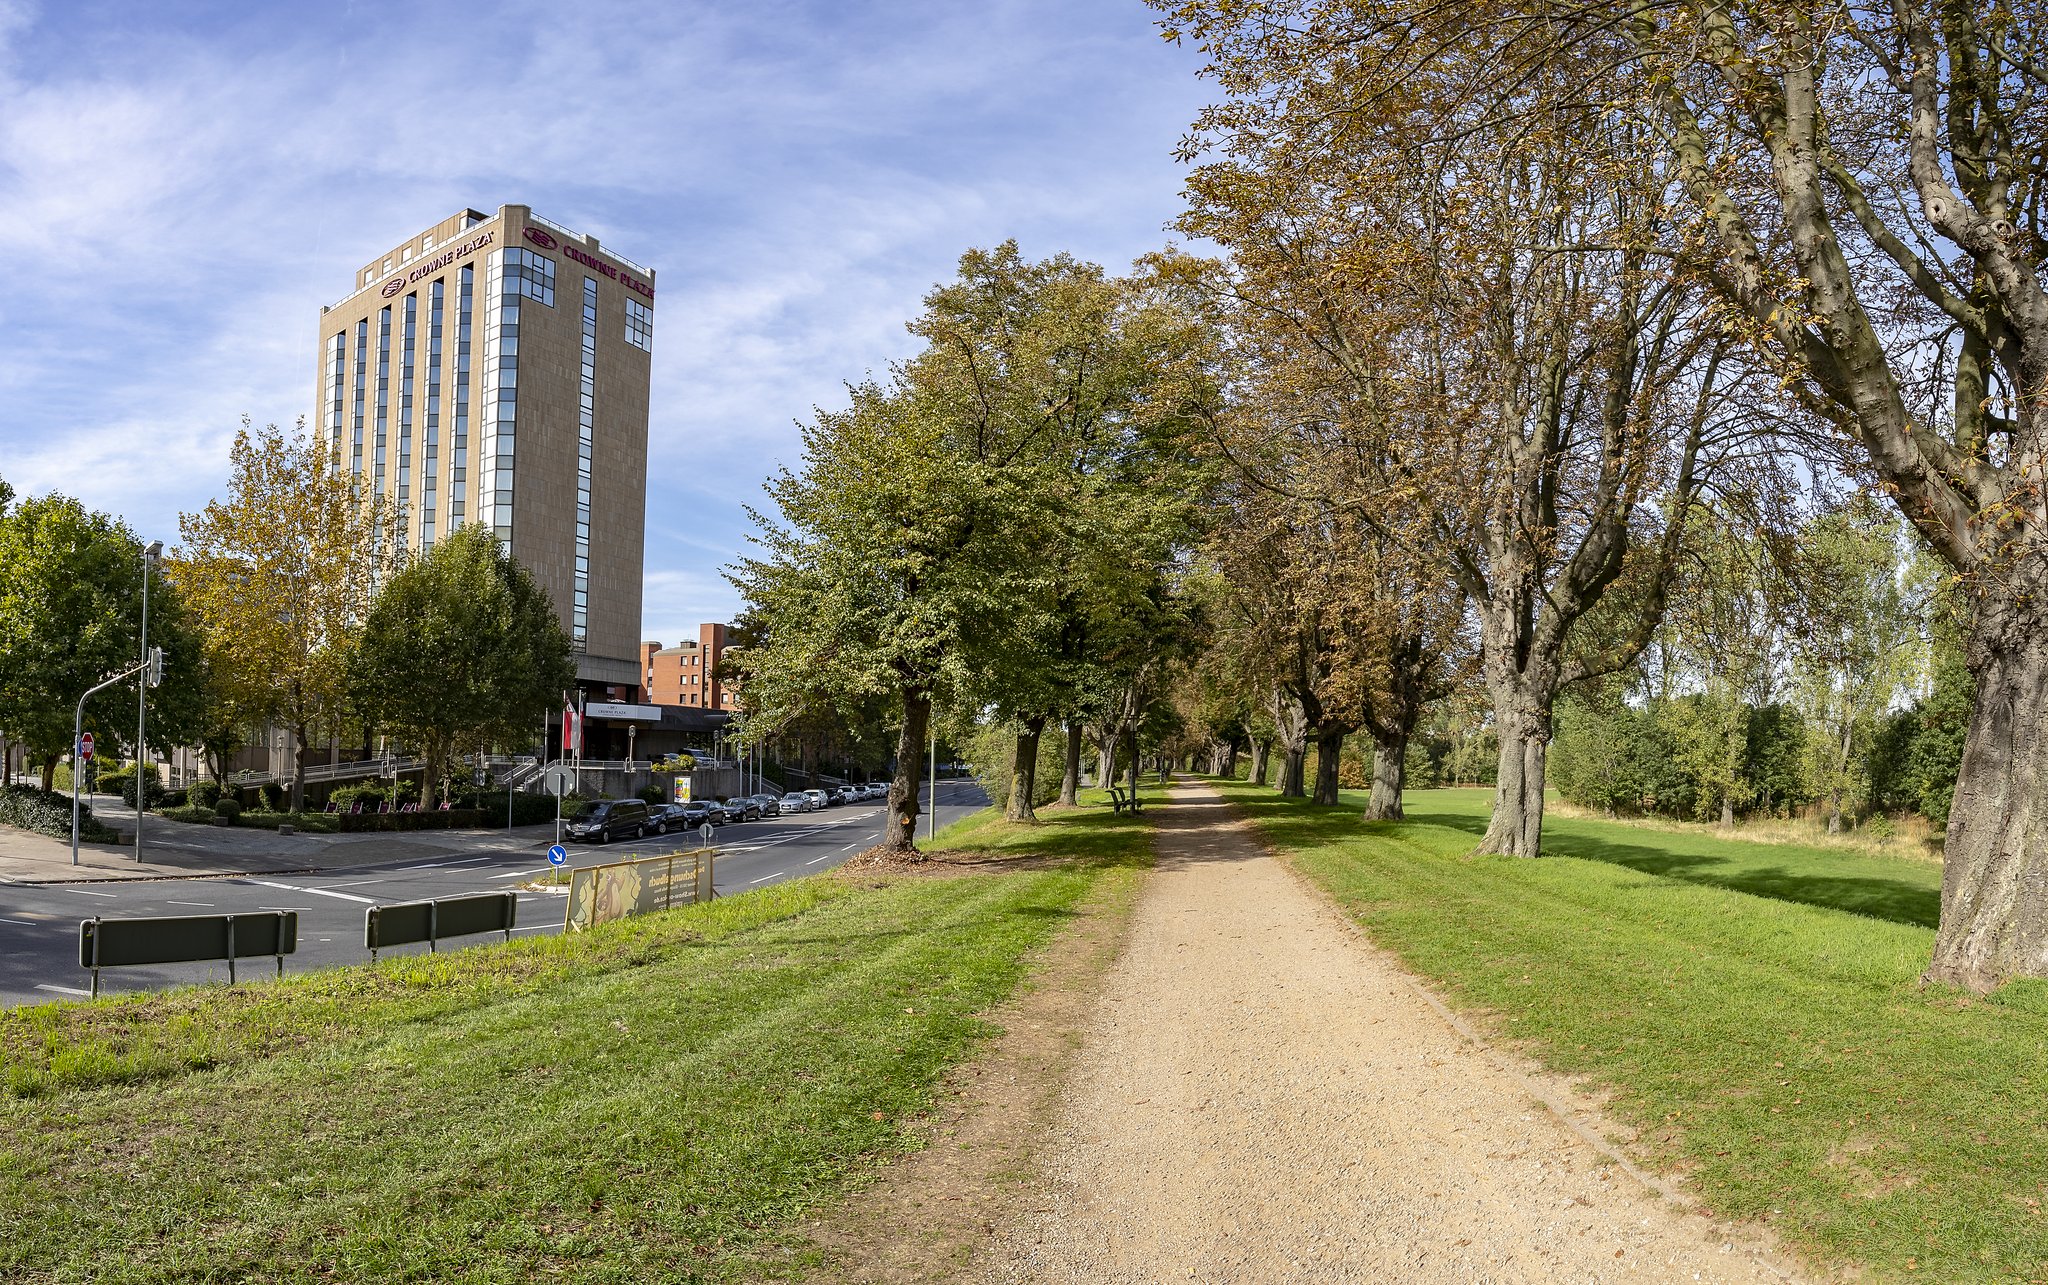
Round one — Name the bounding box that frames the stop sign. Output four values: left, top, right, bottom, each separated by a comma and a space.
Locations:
79, 732, 94, 760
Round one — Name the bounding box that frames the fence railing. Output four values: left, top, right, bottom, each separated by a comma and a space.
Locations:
365, 893, 517, 960
78, 911, 298, 997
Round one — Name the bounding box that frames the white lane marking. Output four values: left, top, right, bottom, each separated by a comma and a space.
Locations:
748, 872, 780, 885
840, 841, 863, 850
0, 917, 39, 927
489, 868, 545, 880
166, 900, 214, 907
65, 888, 117, 898
324, 879, 384, 889
805, 854, 835, 866
35, 983, 92, 997
397, 862, 448, 870
243, 879, 377, 905
438, 857, 495, 869
259, 906, 311, 912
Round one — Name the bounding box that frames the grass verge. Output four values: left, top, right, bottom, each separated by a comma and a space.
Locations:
0, 799, 1153, 1284
1220, 781, 2048, 1282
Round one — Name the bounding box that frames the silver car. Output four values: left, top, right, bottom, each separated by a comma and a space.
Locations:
781, 792, 813, 813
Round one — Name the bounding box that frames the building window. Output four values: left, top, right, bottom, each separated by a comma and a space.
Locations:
374, 307, 391, 496
397, 293, 416, 524
323, 332, 346, 458
422, 279, 444, 550
351, 319, 368, 478
503, 246, 555, 307
451, 265, 473, 526
571, 276, 597, 651
625, 297, 653, 352
479, 251, 517, 542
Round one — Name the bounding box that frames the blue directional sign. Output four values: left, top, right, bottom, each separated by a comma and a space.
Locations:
547, 844, 568, 867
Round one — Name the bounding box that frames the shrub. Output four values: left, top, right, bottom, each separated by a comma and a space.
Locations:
260, 782, 286, 811
635, 784, 665, 805
214, 798, 243, 821
119, 772, 170, 810
186, 779, 221, 810
330, 782, 387, 810
0, 784, 120, 842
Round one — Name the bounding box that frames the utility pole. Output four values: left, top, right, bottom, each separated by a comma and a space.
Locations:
136, 540, 161, 863
928, 723, 937, 841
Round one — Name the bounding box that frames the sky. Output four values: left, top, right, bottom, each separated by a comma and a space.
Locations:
0, 0, 1214, 644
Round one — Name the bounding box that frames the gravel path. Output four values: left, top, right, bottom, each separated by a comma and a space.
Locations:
981, 780, 1804, 1284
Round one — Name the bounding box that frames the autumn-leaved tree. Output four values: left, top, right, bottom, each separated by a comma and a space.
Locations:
174, 419, 404, 811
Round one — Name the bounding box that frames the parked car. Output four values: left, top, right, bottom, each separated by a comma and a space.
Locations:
781, 792, 813, 813
678, 800, 726, 828
803, 789, 830, 810
565, 798, 650, 844
749, 793, 782, 818
722, 796, 762, 822
863, 783, 886, 801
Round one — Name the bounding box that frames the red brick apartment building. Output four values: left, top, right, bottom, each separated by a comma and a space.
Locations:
639, 624, 733, 710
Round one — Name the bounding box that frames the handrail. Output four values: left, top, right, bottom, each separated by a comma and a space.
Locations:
531, 212, 653, 276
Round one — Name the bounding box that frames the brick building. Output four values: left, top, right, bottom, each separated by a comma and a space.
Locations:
639, 624, 734, 711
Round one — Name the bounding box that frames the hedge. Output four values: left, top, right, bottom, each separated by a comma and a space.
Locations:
0, 785, 120, 843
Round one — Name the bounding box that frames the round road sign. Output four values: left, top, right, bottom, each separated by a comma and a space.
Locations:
698, 823, 715, 842
547, 843, 568, 867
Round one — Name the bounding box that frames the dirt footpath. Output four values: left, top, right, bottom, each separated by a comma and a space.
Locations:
979, 780, 1804, 1284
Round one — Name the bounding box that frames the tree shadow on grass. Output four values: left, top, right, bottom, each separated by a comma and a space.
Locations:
1403, 801, 1940, 930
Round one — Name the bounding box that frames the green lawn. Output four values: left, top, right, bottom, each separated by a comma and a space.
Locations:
1220, 782, 2048, 1283
0, 798, 1152, 1284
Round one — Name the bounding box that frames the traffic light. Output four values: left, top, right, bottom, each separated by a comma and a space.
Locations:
146, 646, 164, 688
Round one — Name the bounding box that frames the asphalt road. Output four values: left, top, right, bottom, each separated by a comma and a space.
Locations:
0, 780, 989, 1008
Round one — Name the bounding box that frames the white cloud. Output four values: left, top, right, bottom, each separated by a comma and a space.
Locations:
0, 0, 1214, 634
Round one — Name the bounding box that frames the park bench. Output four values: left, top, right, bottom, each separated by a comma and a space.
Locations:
1106, 786, 1142, 814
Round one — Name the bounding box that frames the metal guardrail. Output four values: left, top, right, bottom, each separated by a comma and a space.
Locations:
79, 911, 298, 997
365, 893, 517, 960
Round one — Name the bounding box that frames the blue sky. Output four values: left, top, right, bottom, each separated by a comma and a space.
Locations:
0, 0, 1212, 643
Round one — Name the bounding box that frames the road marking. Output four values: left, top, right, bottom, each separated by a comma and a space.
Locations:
489, 868, 544, 880
324, 879, 384, 889
64, 888, 117, 898
510, 923, 551, 933
805, 854, 835, 866
166, 900, 214, 908
259, 905, 311, 912
35, 983, 91, 997
397, 861, 448, 870
438, 856, 495, 869
840, 841, 863, 850
243, 879, 377, 905
749, 872, 781, 885
0, 917, 39, 927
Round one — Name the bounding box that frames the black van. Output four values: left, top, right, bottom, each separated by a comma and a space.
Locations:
565, 799, 650, 844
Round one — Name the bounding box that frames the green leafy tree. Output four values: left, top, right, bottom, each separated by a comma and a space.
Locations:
0, 493, 200, 791
351, 524, 574, 810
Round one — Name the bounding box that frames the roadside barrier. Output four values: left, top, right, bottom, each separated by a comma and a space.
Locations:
77, 911, 298, 998
365, 892, 518, 960
566, 849, 716, 932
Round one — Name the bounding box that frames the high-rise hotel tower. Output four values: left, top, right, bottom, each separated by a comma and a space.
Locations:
317, 205, 653, 689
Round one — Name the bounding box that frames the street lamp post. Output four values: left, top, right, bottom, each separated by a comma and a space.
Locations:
136, 539, 161, 864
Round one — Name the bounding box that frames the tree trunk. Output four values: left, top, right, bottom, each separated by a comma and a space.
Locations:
1720, 796, 1735, 827
1251, 740, 1271, 787
1365, 732, 1406, 821
1221, 739, 1239, 780
1059, 717, 1081, 807
886, 689, 930, 853
1005, 716, 1045, 823
1279, 746, 1306, 798
1827, 787, 1843, 835
1477, 703, 1548, 857
1096, 738, 1115, 791
291, 720, 311, 814
1926, 626, 2048, 989
41, 755, 57, 793
1312, 726, 1345, 805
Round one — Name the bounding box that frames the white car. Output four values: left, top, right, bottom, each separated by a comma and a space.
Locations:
803, 788, 830, 810
781, 792, 813, 813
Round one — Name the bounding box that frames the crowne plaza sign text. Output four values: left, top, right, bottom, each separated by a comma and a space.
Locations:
524, 225, 655, 301
381, 230, 497, 297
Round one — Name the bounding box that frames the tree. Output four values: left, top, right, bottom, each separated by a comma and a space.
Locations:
352, 524, 574, 809
174, 420, 404, 811
1160, 3, 1742, 849
1613, 0, 2048, 987
0, 493, 201, 790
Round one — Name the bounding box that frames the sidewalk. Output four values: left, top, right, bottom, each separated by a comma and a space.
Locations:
0, 793, 560, 884
982, 778, 1801, 1284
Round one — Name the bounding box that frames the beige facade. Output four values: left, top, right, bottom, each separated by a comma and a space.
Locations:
316, 204, 653, 687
